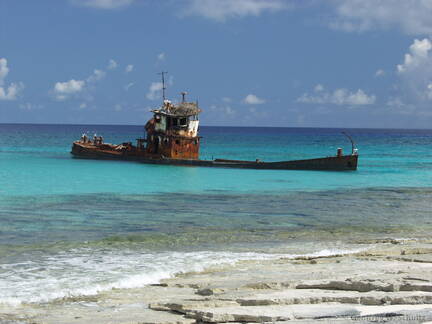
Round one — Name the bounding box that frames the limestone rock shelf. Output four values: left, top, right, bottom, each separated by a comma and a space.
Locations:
2, 242, 432, 323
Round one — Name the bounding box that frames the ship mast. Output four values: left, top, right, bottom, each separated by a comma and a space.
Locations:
158, 71, 168, 102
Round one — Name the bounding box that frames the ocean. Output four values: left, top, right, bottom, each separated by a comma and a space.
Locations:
1, 124, 432, 306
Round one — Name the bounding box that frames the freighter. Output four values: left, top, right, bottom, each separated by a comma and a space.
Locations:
71, 73, 358, 171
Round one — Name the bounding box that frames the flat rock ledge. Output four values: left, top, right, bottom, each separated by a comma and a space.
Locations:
149, 288, 432, 323
2, 243, 432, 323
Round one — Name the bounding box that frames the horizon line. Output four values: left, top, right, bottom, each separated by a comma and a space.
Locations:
0, 122, 431, 131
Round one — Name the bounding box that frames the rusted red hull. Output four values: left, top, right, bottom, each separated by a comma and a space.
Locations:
71, 142, 358, 171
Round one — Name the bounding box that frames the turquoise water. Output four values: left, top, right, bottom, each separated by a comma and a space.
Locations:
1, 125, 432, 195
1, 124, 432, 304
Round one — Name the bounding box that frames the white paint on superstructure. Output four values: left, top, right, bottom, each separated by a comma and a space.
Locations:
155, 115, 167, 132
188, 120, 199, 137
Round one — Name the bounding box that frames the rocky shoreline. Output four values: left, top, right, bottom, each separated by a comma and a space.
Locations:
2, 240, 432, 323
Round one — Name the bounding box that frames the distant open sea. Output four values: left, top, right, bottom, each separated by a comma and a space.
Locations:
1, 124, 432, 305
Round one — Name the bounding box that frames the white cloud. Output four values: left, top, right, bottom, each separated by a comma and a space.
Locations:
0, 58, 10, 86
222, 97, 232, 103
87, 69, 106, 82
375, 69, 385, 77
397, 38, 432, 73
297, 87, 376, 106
210, 104, 235, 116
182, 0, 288, 22
157, 53, 165, 61
395, 38, 432, 102
79, 102, 87, 109
386, 97, 405, 108
71, 0, 134, 9
330, 0, 432, 35
53, 79, 86, 101
314, 84, 324, 92
427, 83, 432, 100
146, 82, 163, 100
52, 62, 110, 101
124, 82, 134, 91
0, 82, 24, 101
0, 58, 24, 101
243, 93, 265, 104
114, 104, 123, 111
107, 59, 118, 70
125, 64, 133, 73
54, 79, 85, 94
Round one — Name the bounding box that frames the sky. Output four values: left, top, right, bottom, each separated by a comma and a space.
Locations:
1, 0, 432, 128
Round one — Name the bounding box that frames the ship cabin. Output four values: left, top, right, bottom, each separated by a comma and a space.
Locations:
143, 93, 202, 160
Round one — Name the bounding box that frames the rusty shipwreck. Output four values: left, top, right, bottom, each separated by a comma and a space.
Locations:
71, 76, 358, 171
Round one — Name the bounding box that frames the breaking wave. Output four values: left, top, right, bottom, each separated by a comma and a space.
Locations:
0, 247, 366, 306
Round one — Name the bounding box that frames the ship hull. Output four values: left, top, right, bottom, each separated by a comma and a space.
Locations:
71, 142, 358, 171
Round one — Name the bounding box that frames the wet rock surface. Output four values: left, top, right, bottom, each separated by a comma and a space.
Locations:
2, 243, 432, 323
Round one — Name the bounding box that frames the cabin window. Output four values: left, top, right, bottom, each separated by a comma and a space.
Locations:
172, 118, 179, 126
175, 140, 180, 145
179, 118, 188, 127
155, 114, 161, 123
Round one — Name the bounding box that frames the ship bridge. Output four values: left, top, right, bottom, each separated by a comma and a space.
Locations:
151, 99, 201, 138
145, 92, 202, 160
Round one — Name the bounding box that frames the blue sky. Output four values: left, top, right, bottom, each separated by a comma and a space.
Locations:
1, 0, 432, 128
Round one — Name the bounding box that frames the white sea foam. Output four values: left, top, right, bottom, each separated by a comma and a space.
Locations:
305, 248, 365, 258
0, 247, 366, 306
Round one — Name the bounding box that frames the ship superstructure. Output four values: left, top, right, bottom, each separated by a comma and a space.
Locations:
144, 94, 201, 159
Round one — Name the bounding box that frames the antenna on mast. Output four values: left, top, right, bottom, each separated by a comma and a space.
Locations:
158, 71, 168, 102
